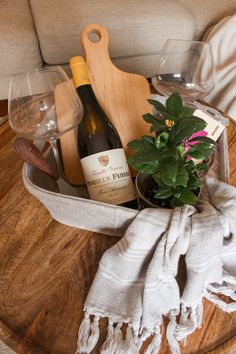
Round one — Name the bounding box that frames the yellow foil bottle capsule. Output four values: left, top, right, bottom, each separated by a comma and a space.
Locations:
69, 56, 91, 88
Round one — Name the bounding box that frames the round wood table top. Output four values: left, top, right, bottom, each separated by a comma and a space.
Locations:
0, 116, 236, 354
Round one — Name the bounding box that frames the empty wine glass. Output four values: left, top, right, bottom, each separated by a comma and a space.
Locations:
152, 39, 215, 104
8, 66, 83, 178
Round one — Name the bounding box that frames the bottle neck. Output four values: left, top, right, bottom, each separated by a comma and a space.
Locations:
77, 84, 102, 110
70, 57, 99, 107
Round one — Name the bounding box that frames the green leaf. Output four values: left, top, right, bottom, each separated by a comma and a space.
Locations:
129, 161, 159, 174
173, 190, 181, 198
159, 157, 179, 186
169, 117, 207, 143
150, 124, 168, 134
194, 162, 208, 171
154, 132, 169, 150
154, 185, 173, 199
166, 92, 183, 115
188, 135, 217, 145
187, 174, 202, 189
177, 106, 193, 119
127, 138, 156, 153
162, 145, 178, 159
185, 160, 195, 171
127, 151, 161, 165
152, 171, 162, 184
179, 189, 197, 205
148, 99, 167, 115
187, 149, 203, 160
161, 112, 179, 121
127, 139, 143, 152
187, 142, 214, 160
158, 157, 189, 188
142, 135, 155, 145
143, 113, 161, 124
175, 163, 189, 187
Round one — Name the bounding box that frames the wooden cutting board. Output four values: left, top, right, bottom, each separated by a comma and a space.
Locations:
56, 24, 152, 184
55, 81, 85, 185
81, 23, 152, 157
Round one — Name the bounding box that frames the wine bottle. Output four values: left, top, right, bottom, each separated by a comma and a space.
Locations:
69, 56, 137, 208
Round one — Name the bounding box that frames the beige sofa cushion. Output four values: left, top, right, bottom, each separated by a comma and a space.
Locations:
180, 0, 236, 38
0, 0, 42, 99
0, 0, 42, 75
61, 55, 168, 80
29, 0, 195, 77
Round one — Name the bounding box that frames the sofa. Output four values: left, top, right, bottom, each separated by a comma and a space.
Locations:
1, 0, 236, 100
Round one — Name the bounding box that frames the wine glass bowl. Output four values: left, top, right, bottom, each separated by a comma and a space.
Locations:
8, 66, 83, 177
9, 92, 58, 141
152, 39, 215, 102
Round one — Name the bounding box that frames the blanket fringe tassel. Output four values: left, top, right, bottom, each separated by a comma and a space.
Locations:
174, 303, 203, 343
76, 312, 100, 353
100, 321, 138, 354
144, 325, 162, 354
125, 325, 140, 354
166, 313, 181, 354
100, 319, 116, 354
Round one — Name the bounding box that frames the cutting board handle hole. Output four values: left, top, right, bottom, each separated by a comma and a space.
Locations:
88, 30, 101, 43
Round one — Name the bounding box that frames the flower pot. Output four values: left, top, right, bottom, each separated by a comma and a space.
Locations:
135, 172, 165, 209
135, 172, 201, 209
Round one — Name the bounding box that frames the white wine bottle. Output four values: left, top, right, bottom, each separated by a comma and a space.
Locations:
70, 56, 137, 208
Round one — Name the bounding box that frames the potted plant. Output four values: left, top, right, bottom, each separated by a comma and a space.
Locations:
127, 92, 216, 208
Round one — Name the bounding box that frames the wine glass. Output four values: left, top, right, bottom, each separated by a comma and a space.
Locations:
8, 66, 83, 178
152, 39, 215, 105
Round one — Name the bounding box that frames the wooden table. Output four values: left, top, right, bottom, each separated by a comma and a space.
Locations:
1, 116, 236, 354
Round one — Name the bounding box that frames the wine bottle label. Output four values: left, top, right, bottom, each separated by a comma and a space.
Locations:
81, 148, 137, 205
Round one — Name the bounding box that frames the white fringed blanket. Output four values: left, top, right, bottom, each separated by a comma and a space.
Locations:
75, 176, 236, 354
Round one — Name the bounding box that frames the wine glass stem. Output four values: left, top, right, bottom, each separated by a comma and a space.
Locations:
50, 139, 65, 179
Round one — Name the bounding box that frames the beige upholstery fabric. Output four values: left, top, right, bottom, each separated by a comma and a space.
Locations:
0, 0, 42, 99
0, 75, 13, 102
180, 0, 236, 39
29, 0, 195, 75
1, 0, 236, 99
61, 53, 163, 81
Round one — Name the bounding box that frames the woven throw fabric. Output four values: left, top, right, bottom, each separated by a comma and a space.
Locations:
75, 175, 236, 354
203, 14, 236, 122
0, 341, 16, 354
76, 206, 195, 354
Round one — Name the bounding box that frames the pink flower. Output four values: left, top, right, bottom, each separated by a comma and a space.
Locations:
187, 130, 208, 147
185, 130, 208, 160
